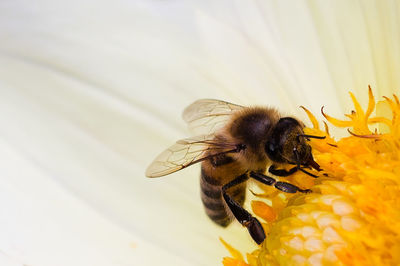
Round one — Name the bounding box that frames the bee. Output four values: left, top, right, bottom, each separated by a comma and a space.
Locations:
146, 99, 325, 244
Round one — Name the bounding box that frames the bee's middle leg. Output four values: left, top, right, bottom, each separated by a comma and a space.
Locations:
250, 172, 312, 193
222, 174, 265, 245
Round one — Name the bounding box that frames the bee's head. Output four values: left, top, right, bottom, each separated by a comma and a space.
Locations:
265, 117, 322, 172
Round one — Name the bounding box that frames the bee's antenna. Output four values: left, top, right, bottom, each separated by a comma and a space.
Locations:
308, 156, 321, 171
293, 149, 319, 178
298, 167, 318, 178
298, 134, 326, 140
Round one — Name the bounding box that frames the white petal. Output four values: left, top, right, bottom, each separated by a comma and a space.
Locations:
0, 137, 191, 266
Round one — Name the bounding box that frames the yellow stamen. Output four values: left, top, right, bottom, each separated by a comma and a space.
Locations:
300, 106, 319, 129
251, 200, 277, 223
220, 237, 245, 261
365, 85, 375, 118
321, 106, 353, 127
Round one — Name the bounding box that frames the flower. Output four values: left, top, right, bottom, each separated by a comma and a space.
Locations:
222, 89, 400, 265
0, 1, 399, 265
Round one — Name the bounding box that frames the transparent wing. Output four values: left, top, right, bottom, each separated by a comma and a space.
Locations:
182, 99, 244, 135
145, 134, 239, 178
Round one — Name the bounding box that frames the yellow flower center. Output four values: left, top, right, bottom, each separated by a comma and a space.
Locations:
222, 88, 400, 266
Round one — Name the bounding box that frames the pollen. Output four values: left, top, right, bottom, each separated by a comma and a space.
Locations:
222, 88, 400, 266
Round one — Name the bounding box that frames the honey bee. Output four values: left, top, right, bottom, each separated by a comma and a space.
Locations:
146, 99, 324, 244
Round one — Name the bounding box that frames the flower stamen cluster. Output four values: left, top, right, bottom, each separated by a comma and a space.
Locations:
222, 88, 400, 266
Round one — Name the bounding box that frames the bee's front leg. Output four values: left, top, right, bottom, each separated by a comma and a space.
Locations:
268, 165, 298, 177
250, 172, 312, 193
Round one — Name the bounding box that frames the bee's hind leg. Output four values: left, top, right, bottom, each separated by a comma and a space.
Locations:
222, 174, 265, 245
250, 172, 312, 193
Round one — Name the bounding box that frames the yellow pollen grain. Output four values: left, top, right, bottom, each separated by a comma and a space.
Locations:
287, 236, 304, 251
324, 244, 344, 262
291, 254, 307, 264
322, 227, 343, 243
318, 195, 342, 206
279, 248, 287, 256
301, 226, 320, 238
304, 237, 325, 252
308, 252, 324, 266
317, 215, 339, 230
309, 211, 324, 220
340, 216, 361, 231
332, 199, 355, 216
287, 227, 302, 236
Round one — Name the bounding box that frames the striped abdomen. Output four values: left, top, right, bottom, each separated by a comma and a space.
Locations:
200, 164, 246, 227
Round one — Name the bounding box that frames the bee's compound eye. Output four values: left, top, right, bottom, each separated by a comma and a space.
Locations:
237, 144, 247, 151
268, 143, 275, 152
266, 141, 279, 157
265, 141, 283, 162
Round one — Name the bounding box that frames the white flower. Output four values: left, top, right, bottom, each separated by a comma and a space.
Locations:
0, 1, 398, 265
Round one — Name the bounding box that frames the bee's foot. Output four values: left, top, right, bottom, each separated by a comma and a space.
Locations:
299, 188, 313, 193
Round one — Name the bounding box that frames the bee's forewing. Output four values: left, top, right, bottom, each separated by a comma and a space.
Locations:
145, 134, 238, 178
182, 99, 243, 135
